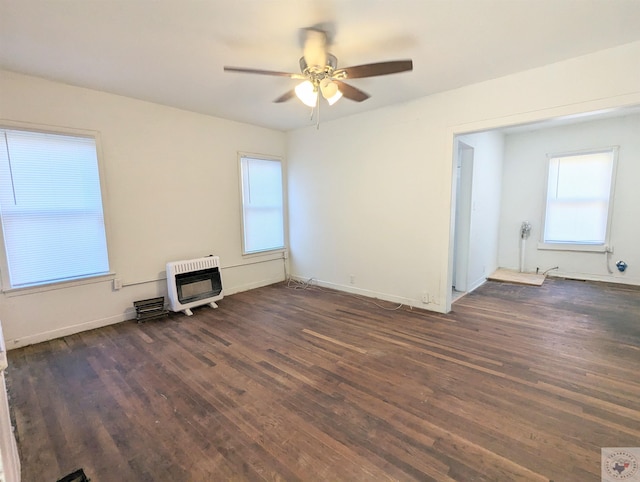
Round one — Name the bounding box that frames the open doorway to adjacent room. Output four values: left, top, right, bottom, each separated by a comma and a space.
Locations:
447, 103, 640, 312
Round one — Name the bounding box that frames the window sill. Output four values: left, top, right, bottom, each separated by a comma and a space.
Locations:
1, 272, 116, 297
537, 242, 608, 253
241, 248, 286, 258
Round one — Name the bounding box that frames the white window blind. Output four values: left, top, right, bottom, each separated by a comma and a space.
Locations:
542, 149, 615, 246
240, 155, 284, 254
0, 128, 110, 288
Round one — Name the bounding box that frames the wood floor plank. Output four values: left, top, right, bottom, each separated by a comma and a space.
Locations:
6, 278, 640, 481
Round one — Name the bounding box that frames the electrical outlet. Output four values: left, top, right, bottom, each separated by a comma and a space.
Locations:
349, 274, 355, 285
422, 292, 429, 304
113, 278, 122, 290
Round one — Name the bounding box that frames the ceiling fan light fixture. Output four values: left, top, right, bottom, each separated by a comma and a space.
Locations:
319, 78, 337, 97
320, 78, 342, 106
295, 80, 318, 107
326, 89, 342, 106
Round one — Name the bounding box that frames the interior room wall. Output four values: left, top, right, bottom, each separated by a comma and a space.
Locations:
0, 69, 287, 347
498, 112, 640, 285
454, 131, 504, 292
287, 41, 640, 312
2, 40, 639, 346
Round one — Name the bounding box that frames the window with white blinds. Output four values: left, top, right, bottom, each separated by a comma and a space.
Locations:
541, 148, 617, 249
0, 128, 110, 289
239, 155, 285, 255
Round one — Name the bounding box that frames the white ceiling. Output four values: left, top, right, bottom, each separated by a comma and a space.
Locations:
2, 0, 640, 131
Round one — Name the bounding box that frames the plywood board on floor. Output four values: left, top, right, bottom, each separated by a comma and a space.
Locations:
488, 268, 545, 286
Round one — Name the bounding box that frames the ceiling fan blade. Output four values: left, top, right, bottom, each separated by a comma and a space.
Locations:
335, 60, 413, 79
224, 66, 304, 79
334, 80, 370, 102
273, 89, 296, 103
302, 28, 327, 68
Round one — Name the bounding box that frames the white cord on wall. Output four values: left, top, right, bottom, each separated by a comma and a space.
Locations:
605, 246, 614, 274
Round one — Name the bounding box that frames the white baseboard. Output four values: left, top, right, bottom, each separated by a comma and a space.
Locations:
467, 276, 487, 293
7, 276, 286, 349
549, 271, 640, 286
8, 311, 133, 349
289, 275, 446, 313
224, 275, 285, 296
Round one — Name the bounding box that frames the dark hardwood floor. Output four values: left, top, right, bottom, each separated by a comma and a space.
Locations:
7, 278, 640, 481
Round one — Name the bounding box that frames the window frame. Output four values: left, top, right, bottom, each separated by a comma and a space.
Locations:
0, 120, 114, 293
538, 146, 618, 253
238, 152, 286, 257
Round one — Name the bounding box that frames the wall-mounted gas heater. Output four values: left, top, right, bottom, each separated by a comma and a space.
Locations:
166, 256, 223, 316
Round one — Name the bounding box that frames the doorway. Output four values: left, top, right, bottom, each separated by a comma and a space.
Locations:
452, 141, 474, 297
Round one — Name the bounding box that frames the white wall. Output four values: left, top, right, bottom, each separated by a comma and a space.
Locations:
2, 40, 640, 346
0, 70, 287, 347
287, 41, 640, 312
455, 131, 504, 292
498, 112, 640, 285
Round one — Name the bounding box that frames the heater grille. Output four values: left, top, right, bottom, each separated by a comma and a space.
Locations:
170, 256, 219, 275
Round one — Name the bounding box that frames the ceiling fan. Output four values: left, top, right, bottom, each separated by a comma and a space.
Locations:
223, 28, 413, 110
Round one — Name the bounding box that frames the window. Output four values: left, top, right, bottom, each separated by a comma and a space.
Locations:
0, 127, 110, 289
239, 154, 285, 255
541, 148, 617, 250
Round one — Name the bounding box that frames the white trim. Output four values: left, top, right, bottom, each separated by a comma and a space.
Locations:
536, 242, 608, 253
0, 118, 99, 138
547, 271, 640, 287
5, 272, 286, 349
540, 146, 618, 249
7, 311, 130, 349
2, 272, 115, 296
466, 276, 487, 293
0, 326, 21, 482
224, 274, 285, 296
289, 275, 447, 314
0, 121, 114, 292
237, 152, 286, 256
545, 145, 618, 158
